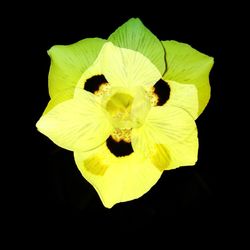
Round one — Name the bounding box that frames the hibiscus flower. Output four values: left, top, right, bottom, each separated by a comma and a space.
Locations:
36, 18, 214, 208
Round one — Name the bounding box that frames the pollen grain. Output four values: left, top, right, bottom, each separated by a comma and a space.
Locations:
111, 128, 132, 143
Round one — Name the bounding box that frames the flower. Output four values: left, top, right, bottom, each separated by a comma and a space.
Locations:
36, 18, 214, 208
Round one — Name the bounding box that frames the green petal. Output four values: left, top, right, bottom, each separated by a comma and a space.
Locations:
42, 88, 74, 115
162, 40, 214, 116
36, 90, 113, 152
48, 38, 106, 98
167, 80, 199, 119
108, 18, 166, 75
74, 145, 162, 208
131, 105, 198, 170
100, 42, 161, 88
74, 51, 103, 91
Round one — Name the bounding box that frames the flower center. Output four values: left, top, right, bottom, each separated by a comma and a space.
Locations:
148, 86, 159, 106
106, 92, 134, 129
100, 86, 153, 157
111, 128, 132, 143
105, 92, 135, 156
94, 82, 110, 97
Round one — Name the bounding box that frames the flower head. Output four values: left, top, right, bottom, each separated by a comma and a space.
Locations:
36, 18, 214, 208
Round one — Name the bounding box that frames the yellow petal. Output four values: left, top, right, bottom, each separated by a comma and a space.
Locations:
131, 105, 198, 170
162, 40, 214, 116
130, 86, 151, 127
101, 42, 161, 88
36, 90, 113, 152
74, 144, 163, 208
167, 80, 199, 119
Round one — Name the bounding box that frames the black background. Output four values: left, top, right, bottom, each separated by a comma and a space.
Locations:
27, 3, 243, 241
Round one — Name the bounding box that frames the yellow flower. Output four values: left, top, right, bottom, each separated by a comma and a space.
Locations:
36, 18, 214, 208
